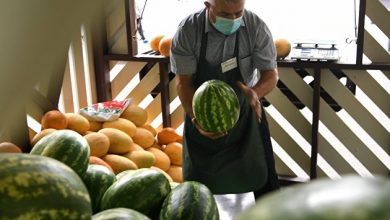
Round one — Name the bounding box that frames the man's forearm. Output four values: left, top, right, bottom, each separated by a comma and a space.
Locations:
252, 69, 279, 99
175, 74, 195, 119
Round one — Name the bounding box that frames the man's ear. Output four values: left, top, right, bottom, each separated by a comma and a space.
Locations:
204, 1, 211, 9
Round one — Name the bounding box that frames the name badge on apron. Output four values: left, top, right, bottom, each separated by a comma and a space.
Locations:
221, 57, 238, 73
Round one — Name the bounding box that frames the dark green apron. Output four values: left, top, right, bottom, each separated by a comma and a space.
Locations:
182, 24, 279, 195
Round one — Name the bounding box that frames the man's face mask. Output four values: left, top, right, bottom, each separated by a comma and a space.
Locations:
212, 16, 242, 35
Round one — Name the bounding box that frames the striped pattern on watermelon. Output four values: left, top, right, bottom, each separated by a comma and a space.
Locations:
30, 129, 90, 177
82, 164, 116, 214
92, 208, 151, 220
0, 153, 91, 219
160, 181, 219, 220
100, 168, 171, 219
192, 80, 240, 132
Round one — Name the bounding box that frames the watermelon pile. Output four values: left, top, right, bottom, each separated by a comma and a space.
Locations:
192, 79, 240, 133
100, 168, 171, 219
0, 153, 92, 219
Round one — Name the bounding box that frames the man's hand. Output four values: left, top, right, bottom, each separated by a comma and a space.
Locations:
192, 118, 228, 139
237, 81, 262, 122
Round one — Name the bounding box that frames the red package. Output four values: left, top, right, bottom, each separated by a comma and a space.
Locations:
79, 99, 132, 122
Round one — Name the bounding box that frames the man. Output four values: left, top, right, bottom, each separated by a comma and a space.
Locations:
170, 0, 279, 217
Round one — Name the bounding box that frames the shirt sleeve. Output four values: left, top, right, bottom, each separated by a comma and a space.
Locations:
170, 21, 198, 75
252, 21, 277, 71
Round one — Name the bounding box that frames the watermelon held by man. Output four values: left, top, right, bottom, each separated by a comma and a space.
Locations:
192, 79, 240, 133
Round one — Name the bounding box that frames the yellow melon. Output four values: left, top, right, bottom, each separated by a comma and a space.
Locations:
103, 118, 137, 137
98, 128, 133, 154
41, 110, 67, 130
84, 132, 110, 157
31, 128, 56, 146
164, 142, 183, 166
167, 165, 183, 183
274, 38, 291, 60
88, 120, 102, 132
65, 113, 90, 135
101, 154, 138, 174
132, 127, 155, 149
0, 142, 22, 153
89, 156, 114, 173
150, 166, 173, 182
140, 124, 157, 137
147, 147, 171, 172
122, 150, 156, 168
120, 105, 148, 127
128, 142, 145, 152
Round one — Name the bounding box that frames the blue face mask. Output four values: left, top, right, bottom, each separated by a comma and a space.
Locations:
212, 16, 242, 35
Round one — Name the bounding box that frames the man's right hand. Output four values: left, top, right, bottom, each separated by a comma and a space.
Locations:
191, 117, 228, 139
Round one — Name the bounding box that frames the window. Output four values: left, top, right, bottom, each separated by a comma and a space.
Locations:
137, 0, 358, 61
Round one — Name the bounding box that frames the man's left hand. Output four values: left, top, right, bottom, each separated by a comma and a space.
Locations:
237, 81, 262, 122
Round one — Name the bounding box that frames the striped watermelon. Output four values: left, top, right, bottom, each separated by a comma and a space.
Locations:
192, 80, 240, 132
82, 164, 116, 213
30, 129, 90, 177
92, 208, 151, 220
0, 153, 92, 219
100, 168, 171, 219
160, 181, 219, 220
235, 175, 390, 220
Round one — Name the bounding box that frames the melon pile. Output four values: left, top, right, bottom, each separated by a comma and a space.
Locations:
31, 104, 184, 184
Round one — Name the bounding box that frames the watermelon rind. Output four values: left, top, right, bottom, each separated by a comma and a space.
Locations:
100, 168, 171, 218
83, 164, 116, 213
92, 207, 151, 220
0, 153, 92, 220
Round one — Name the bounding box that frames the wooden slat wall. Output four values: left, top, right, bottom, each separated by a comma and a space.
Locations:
364, 0, 390, 63
25, 23, 99, 143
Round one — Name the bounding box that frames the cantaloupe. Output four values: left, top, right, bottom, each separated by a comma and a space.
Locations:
84, 132, 110, 157
101, 154, 138, 174
157, 127, 181, 145
167, 165, 183, 183
0, 142, 22, 153
274, 38, 291, 60
98, 128, 134, 154
41, 110, 67, 130
164, 142, 182, 166
150, 34, 165, 52
158, 37, 172, 57
65, 113, 90, 135
132, 127, 155, 149
31, 128, 56, 146
103, 118, 137, 138
147, 147, 171, 172
120, 105, 148, 127
122, 150, 156, 168
89, 156, 114, 173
